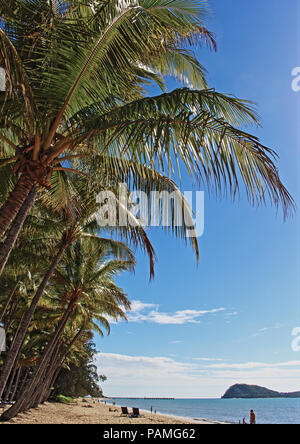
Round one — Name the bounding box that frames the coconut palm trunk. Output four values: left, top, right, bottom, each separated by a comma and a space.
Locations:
9, 366, 21, 402
40, 327, 84, 404
1, 298, 77, 419
0, 240, 68, 400
0, 175, 34, 240
4, 297, 22, 333
33, 344, 62, 408
3, 315, 23, 378
0, 280, 19, 323
26, 344, 61, 410
0, 185, 37, 277
42, 367, 60, 404
3, 365, 17, 402
15, 368, 29, 401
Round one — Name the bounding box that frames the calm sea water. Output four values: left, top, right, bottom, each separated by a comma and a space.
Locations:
108, 397, 300, 424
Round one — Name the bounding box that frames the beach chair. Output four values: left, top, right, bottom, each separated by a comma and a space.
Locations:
0, 401, 13, 407
129, 407, 141, 418
121, 406, 129, 416
0, 402, 9, 412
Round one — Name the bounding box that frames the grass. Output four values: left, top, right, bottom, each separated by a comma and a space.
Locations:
55, 395, 75, 404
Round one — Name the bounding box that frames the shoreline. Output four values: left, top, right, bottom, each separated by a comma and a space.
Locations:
0, 398, 224, 424
102, 399, 225, 425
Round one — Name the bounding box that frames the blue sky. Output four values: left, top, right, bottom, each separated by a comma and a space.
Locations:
95, 0, 300, 398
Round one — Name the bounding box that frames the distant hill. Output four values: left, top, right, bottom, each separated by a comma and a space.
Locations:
222, 384, 300, 399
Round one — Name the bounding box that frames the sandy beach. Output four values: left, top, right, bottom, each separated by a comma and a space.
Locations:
0, 399, 221, 424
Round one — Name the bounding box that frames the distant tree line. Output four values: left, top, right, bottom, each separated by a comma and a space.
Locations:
52, 342, 106, 399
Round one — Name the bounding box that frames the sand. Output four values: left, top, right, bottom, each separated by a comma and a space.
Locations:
0, 399, 221, 424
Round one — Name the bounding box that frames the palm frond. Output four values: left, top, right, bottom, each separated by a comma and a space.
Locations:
67, 88, 293, 217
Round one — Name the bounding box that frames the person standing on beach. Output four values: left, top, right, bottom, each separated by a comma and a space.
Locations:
250, 410, 256, 424
150, 406, 153, 413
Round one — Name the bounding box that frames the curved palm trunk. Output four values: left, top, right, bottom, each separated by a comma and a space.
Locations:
0, 174, 34, 239
32, 344, 61, 408
4, 298, 21, 332
3, 314, 23, 374
4, 350, 22, 401
0, 241, 67, 400
2, 298, 77, 419
0, 186, 36, 277
43, 366, 61, 403
9, 366, 21, 402
25, 346, 60, 411
39, 327, 84, 405
3, 365, 17, 402
15, 368, 29, 401
0, 280, 19, 323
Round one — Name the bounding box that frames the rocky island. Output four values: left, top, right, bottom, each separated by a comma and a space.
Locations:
222, 384, 300, 399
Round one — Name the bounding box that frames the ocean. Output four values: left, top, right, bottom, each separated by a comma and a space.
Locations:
108, 397, 300, 424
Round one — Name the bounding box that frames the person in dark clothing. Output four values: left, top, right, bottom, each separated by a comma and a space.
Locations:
250, 410, 256, 424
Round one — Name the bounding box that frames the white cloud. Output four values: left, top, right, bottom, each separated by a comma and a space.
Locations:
193, 358, 225, 362
127, 300, 226, 325
96, 353, 300, 398
130, 301, 158, 312
206, 361, 300, 370
252, 324, 284, 337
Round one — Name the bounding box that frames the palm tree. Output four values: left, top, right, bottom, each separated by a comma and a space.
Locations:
0, 277, 20, 323
35, 327, 88, 405
0, 0, 293, 271
0, 187, 137, 400
0, 161, 204, 404
2, 236, 134, 420
0, 186, 36, 276
34, 237, 134, 406
0, 0, 295, 421
0, 0, 212, 236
